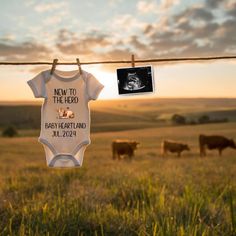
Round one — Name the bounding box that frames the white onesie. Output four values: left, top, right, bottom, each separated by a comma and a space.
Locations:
27, 69, 104, 168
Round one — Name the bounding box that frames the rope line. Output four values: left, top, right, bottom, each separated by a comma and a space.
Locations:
0, 56, 236, 65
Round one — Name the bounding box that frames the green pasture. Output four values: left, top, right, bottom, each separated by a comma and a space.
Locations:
0, 122, 235, 235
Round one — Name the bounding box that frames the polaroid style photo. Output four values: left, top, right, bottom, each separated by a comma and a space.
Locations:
116, 66, 154, 95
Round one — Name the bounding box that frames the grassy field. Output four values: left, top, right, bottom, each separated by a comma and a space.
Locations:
0, 120, 236, 235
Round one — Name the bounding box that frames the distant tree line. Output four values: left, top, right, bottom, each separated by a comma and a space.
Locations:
171, 114, 228, 126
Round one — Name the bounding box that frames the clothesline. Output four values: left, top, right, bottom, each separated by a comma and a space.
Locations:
0, 55, 236, 65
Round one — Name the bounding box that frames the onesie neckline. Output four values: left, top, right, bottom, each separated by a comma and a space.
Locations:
52, 69, 82, 82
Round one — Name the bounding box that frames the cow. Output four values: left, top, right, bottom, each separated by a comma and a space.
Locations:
57, 107, 74, 119
199, 134, 236, 157
161, 140, 190, 157
112, 140, 139, 160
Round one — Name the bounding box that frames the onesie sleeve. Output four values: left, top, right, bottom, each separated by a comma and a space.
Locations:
27, 72, 47, 98
86, 73, 104, 100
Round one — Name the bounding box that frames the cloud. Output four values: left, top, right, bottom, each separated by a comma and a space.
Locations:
111, 14, 146, 31
101, 48, 131, 60
56, 29, 146, 64
174, 6, 214, 23
43, 15, 63, 25
0, 33, 16, 42
227, 3, 236, 18
0, 41, 51, 60
97, 48, 132, 71
55, 28, 134, 71
34, 2, 67, 13
160, 0, 180, 10
225, 0, 236, 10
137, 0, 179, 14
31, 2, 69, 26
56, 29, 110, 56
2, 0, 234, 71
205, 0, 222, 9
143, 24, 154, 35
205, 0, 236, 18
137, 1, 159, 14
52, 1, 235, 65
213, 18, 236, 53
129, 35, 147, 52
136, 2, 236, 59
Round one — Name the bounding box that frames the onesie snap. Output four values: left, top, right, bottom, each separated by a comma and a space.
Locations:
27, 69, 104, 167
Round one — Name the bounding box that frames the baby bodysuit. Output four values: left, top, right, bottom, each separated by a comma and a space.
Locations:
27, 69, 104, 168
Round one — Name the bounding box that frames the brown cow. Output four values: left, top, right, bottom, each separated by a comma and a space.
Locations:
112, 140, 139, 160
199, 134, 236, 156
161, 140, 190, 157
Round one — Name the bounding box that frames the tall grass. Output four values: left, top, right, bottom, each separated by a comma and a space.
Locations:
0, 122, 236, 235
0, 168, 235, 235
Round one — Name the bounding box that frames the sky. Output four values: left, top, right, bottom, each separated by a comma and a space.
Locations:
0, 0, 236, 101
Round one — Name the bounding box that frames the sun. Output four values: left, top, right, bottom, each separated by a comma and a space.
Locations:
55, 64, 119, 99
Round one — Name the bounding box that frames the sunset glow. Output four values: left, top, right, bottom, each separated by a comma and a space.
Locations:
0, 0, 236, 101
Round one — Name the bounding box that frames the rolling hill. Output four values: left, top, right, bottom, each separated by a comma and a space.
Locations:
0, 98, 236, 132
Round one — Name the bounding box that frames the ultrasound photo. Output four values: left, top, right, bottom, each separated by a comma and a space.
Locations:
116, 66, 154, 95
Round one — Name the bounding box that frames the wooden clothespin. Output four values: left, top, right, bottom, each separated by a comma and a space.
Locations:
50, 59, 58, 75
131, 54, 135, 68
76, 58, 82, 75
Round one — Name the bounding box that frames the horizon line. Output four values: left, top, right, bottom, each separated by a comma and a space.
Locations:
0, 96, 236, 105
